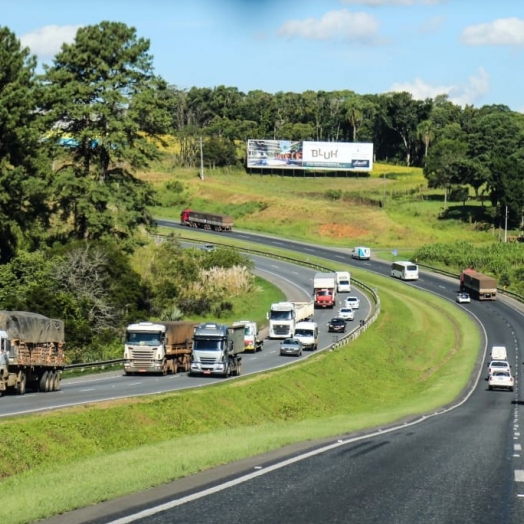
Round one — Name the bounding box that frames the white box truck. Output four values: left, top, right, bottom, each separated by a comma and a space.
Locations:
293, 321, 319, 351
490, 346, 507, 361
352, 247, 371, 260
335, 271, 351, 293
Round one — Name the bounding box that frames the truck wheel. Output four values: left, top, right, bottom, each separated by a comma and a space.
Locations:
16, 372, 27, 395
161, 362, 167, 376
54, 373, 61, 391
39, 371, 50, 392
51, 371, 60, 391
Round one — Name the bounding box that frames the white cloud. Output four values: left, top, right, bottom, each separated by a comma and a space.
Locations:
340, 0, 445, 5
20, 25, 81, 59
461, 18, 524, 46
278, 9, 380, 43
389, 68, 489, 106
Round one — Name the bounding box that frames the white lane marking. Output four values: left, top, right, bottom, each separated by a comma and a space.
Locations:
515, 470, 524, 482
515, 444, 522, 451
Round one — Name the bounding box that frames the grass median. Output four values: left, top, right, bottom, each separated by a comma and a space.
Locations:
0, 270, 480, 524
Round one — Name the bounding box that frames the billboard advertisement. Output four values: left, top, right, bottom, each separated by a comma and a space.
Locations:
246, 139, 373, 172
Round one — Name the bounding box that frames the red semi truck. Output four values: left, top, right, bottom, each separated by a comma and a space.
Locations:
180, 209, 234, 232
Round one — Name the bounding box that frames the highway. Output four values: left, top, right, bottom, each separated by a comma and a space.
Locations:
38, 223, 524, 523
0, 255, 370, 418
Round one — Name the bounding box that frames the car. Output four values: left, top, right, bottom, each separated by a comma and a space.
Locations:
327, 318, 346, 333
337, 307, 354, 321
488, 371, 514, 391
344, 296, 360, 309
279, 337, 303, 357
200, 244, 215, 252
487, 360, 511, 378
456, 292, 471, 304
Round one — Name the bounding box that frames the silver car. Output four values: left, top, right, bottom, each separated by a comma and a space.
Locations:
280, 338, 303, 357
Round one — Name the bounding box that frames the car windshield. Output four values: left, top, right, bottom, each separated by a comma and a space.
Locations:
493, 372, 510, 377
283, 339, 298, 345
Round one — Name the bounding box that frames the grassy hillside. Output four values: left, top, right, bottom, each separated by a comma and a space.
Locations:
143, 160, 501, 249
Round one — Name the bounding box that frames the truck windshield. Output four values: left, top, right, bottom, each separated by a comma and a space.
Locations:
244, 325, 254, 336
126, 332, 161, 346
270, 311, 292, 320
193, 339, 222, 351
316, 290, 331, 296
294, 329, 312, 337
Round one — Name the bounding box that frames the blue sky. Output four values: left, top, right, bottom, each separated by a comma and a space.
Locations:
3, 0, 524, 110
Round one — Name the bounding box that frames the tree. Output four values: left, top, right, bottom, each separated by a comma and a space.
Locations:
345, 94, 376, 142
41, 21, 170, 245
417, 120, 435, 158
0, 27, 51, 262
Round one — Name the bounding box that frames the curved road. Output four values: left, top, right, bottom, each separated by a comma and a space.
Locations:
0, 256, 370, 418
42, 223, 524, 523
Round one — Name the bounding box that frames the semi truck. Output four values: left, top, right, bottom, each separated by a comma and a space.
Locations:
180, 208, 234, 232
233, 320, 264, 352
124, 321, 197, 375
293, 321, 319, 351
313, 272, 337, 308
0, 311, 65, 395
460, 269, 497, 301
267, 301, 314, 339
335, 271, 351, 293
190, 322, 244, 377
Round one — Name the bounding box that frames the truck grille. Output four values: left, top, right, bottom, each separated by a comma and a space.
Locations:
200, 357, 218, 365
273, 325, 291, 336
129, 348, 154, 359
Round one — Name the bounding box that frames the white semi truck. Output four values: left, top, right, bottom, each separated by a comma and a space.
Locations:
124, 321, 196, 376
190, 322, 244, 377
267, 301, 314, 339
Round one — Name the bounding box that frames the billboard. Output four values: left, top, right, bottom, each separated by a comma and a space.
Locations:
246, 139, 373, 172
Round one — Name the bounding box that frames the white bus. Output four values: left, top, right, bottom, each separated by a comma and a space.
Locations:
391, 261, 419, 281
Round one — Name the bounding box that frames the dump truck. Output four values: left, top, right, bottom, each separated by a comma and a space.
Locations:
124, 321, 197, 375
267, 301, 314, 339
233, 320, 264, 352
0, 311, 65, 396
180, 208, 234, 232
313, 272, 337, 308
190, 322, 244, 377
460, 269, 497, 300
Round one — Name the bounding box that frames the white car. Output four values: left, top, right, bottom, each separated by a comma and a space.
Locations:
487, 360, 511, 377
344, 296, 360, 309
488, 371, 514, 391
456, 293, 471, 304
337, 307, 354, 321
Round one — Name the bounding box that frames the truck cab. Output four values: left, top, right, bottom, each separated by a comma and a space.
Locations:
190, 323, 243, 377
124, 322, 166, 375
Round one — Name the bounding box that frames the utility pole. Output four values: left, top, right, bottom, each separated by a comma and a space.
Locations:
504, 205, 508, 243
199, 137, 204, 181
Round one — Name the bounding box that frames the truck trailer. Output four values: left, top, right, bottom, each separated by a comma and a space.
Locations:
0, 311, 65, 395
267, 301, 314, 339
190, 322, 244, 377
313, 272, 337, 308
180, 209, 234, 232
460, 269, 497, 300
124, 321, 197, 375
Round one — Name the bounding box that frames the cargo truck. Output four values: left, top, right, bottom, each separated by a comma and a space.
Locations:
190, 322, 244, 377
313, 272, 337, 308
267, 301, 314, 339
180, 208, 234, 232
0, 311, 65, 396
335, 271, 351, 293
352, 247, 371, 260
460, 269, 497, 301
293, 321, 319, 351
233, 320, 264, 352
124, 321, 197, 375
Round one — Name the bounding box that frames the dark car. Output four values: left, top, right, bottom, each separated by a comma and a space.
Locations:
328, 318, 346, 333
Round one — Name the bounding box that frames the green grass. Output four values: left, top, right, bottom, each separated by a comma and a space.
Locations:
0, 268, 480, 524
